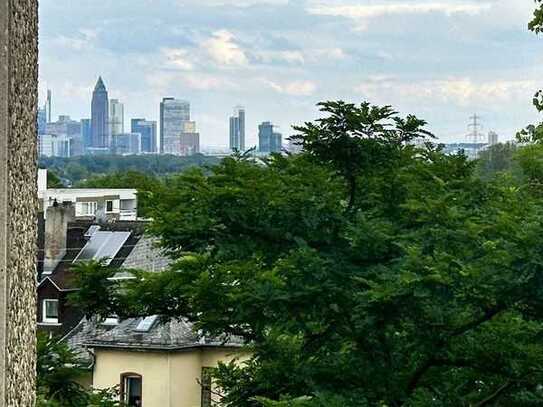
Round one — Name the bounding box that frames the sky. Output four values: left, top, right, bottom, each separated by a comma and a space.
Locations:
39, 0, 542, 147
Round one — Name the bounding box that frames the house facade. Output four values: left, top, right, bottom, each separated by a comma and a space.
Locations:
75, 318, 244, 407
38, 169, 138, 221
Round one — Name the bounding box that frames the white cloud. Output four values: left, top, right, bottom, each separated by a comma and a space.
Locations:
59, 82, 93, 101
146, 71, 236, 92
254, 48, 346, 66
179, 0, 288, 6
52, 28, 99, 51
265, 79, 317, 96
161, 48, 194, 70
308, 2, 492, 20
255, 50, 306, 65
182, 73, 235, 90
355, 76, 537, 107
202, 30, 249, 66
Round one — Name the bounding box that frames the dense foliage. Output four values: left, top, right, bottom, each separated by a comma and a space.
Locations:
474, 142, 518, 180
71, 101, 543, 406
39, 154, 219, 185
37, 332, 121, 406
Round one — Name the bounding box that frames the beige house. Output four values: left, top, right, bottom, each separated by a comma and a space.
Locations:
67, 317, 243, 407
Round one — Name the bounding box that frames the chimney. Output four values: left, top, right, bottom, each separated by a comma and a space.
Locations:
43, 202, 75, 275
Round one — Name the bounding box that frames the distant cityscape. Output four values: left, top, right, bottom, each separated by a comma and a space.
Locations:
37, 76, 293, 159
38, 76, 504, 160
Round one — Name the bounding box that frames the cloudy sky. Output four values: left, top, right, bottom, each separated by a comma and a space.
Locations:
39, 0, 541, 147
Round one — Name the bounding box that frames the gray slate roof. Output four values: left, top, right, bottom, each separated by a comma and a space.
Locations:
86, 317, 243, 350
65, 316, 243, 359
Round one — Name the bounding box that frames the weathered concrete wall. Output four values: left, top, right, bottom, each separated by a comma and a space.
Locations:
0, 0, 39, 405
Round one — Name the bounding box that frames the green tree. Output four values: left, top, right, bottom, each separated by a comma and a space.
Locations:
475, 142, 519, 180
39, 154, 220, 185
37, 332, 121, 406
71, 101, 543, 406
45, 170, 65, 188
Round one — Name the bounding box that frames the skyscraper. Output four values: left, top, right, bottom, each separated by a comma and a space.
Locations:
160, 97, 191, 155
229, 106, 245, 152
81, 119, 91, 150
488, 131, 499, 146
109, 99, 124, 137
37, 106, 46, 135
131, 118, 157, 153
112, 133, 142, 155
47, 89, 52, 123
258, 121, 282, 153
91, 76, 109, 149
46, 115, 83, 156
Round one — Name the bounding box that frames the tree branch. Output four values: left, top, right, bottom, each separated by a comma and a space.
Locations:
406, 306, 506, 397
474, 380, 512, 407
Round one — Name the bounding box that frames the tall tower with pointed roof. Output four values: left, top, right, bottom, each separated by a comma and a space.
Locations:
91, 76, 109, 149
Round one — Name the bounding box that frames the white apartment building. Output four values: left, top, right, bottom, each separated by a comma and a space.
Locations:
38, 169, 138, 221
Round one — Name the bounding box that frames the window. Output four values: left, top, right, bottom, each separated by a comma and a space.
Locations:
121, 373, 142, 407
102, 315, 119, 325
201, 367, 213, 407
134, 315, 158, 332
106, 200, 114, 213
42, 299, 59, 324
76, 201, 97, 216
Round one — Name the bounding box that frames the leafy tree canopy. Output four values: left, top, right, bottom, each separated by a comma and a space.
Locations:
39, 154, 220, 185
37, 332, 121, 406
70, 100, 543, 406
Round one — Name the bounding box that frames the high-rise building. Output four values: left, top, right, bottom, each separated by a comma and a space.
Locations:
112, 133, 142, 155
258, 121, 282, 153
81, 119, 92, 150
488, 131, 499, 146
179, 132, 200, 155
47, 89, 52, 123
109, 99, 124, 137
229, 106, 245, 152
46, 115, 83, 156
160, 98, 191, 155
131, 118, 157, 153
37, 106, 47, 135
39, 134, 71, 158
91, 76, 109, 149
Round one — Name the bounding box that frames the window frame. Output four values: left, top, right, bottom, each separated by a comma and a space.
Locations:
201, 367, 213, 407
42, 299, 59, 324
105, 199, 114, 213
76, 201, 97, 216
120, 373, 143, 407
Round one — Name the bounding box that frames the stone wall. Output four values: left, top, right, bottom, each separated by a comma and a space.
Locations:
0, 0, 39, 405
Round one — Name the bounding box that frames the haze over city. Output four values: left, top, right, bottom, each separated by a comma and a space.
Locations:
38, 0, 541, 147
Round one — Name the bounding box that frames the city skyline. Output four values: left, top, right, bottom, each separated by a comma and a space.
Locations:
39, 1, 541, 147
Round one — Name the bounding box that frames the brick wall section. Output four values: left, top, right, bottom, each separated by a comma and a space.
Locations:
0, 0, 39, 405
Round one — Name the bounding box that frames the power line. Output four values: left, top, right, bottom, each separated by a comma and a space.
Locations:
467, 113, 484, 143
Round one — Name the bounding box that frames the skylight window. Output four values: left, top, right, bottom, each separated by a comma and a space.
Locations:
134, 315, 158, 332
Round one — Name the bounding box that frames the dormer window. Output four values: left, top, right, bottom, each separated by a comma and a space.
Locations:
42, 299, 59, 324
